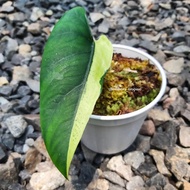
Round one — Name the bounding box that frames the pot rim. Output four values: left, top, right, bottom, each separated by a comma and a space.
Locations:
90, 44, 167, 121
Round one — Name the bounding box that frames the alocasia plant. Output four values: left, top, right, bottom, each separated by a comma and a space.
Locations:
40, 7, 113, 178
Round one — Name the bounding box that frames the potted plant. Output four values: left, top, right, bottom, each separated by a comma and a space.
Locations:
40, 7, 166, 179
82, 44, 166, 154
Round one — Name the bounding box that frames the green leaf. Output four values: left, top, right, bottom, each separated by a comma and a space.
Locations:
40, 7, 113, 178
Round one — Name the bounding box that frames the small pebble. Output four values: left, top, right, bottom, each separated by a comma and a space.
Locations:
25, 138, 34, 147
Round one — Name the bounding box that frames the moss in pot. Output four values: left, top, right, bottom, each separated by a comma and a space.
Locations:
40, 7, 166, 179
93, 53, 162, 116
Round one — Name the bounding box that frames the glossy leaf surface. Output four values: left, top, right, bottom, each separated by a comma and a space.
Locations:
40, 7, 113, 178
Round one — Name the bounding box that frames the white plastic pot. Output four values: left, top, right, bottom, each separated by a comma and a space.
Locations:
81, 44, 167, 154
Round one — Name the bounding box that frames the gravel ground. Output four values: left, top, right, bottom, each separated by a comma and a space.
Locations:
0, 0, 190, 190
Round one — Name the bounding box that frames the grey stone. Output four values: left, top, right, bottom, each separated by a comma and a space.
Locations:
127, 1, 138, 8
172, 31, 186, 42
93, 154, 105, 166
164, 183, 177, 190
170, 159, 190, 181
0, 180, 25, 190
120, 39, 140, 47
159, 3, 171, 9
168, 96, 186, 116
163, 58, 184, 74
118, 16, 131, 27
147, 186, 157, 190
174, 45, 190, 53
90, 12, 104, 23
149, 149, 171, 176
3, 115, 27, 138
0, 100, 13, 113
26, 79, 40, 93
87, 178, 109, 190
182, 87, 189, 97
18, 44, 31, 57
27, 99, 39, 109
161, 120, 178, 141
2, 133, 15, 150
148, 108, 171, 126
155, 17, 174, 31
167, 73, 186, 86
33, 136, 49, 158
140, 33, 161, 42
169, 88, 179, 100
176, 7, 189, 14
24, 147, 42, 174
0, 144, 8, 163
13, 144, 23, 154
0, 153, 19, 182
134, 135, 151, 153
0, 1, 14, 13
23, 144, 29, 153
25, 138, 34, 147
0, 53, 5, 64
109, 183, 126, 190
132, 19, 146, 25
126, 176, 145, 190
98, 19, 109, 33
86, 0, 101, 3
103, 171, 125, 187
12, 65, 31, 84
107, 155, 133, 181
8, 12, 25, 22
153, 50, 166, 65
124, 151, 145, 169
30, 7, 44, 22
0, 77, 8, 87
75, 0, 87, 6
19, 169, 31, 181
4, 182, 25, 190
27, 23, 41, 35
146, 173, 168, 188
166, 146, 190, 181
185, 24, 190, 32
0, 85, 13, 96
29, 61, 40, 72
17, 85, 31, 97
0, 97, 9, 106
78, 162, 96, 184
0, 18, 6, 28
181, 109, 190, 123
179, 125, 190, 147
13, 104, 29, 115
25, 125, 35, 137
6, 37, 18, 56
108, 0, 125, 13
139, 0, 154, 11
23, 114, 40, 131
11, 54, 24, 66
164, 50, 186, 57
139, 40, 158, 53
45, 10, 53, 16
151, 130, 176, 151
29, 164, 65, 190
15, 27, 27, 37
138, 162, 157, 177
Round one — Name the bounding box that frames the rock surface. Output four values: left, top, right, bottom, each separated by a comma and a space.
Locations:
0, 0, 190, 189
2, 115, 27, 138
